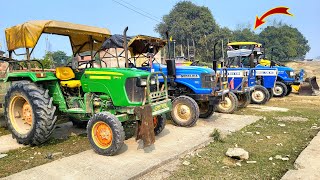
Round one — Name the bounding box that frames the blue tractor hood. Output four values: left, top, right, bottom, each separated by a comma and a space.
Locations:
152, 63, 215, 75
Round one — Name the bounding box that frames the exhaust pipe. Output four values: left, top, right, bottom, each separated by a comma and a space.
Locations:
213, 42, 218, 72
123, 26, 129, 68
165, 31, 176, 86
165, 31, 171, 59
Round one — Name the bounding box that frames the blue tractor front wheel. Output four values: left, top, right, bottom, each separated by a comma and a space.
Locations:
272, 81, 288, 97
251, 85, 270, 104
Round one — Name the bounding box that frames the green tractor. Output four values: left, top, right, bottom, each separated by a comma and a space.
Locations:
1, 20, 172, 156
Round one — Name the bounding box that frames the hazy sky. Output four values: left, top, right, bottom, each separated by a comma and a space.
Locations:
0, 0, 318, 58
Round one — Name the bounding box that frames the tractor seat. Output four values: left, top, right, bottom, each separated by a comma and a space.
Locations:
55, 67, 81, 88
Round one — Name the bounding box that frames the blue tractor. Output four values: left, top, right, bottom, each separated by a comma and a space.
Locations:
212, 42, 259, 106
226, 42, 278, 101
185, 41, 274, 105
100, 31, 237, 126
227, 42, 319, 97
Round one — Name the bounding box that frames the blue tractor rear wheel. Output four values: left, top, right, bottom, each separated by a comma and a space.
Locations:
199, 101, 215, 118
285, 85, 292, 96
237, 92, 251, 108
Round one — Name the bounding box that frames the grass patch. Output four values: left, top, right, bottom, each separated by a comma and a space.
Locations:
0, 134, 91, 178
0, 127, 9, 136
170, 95, 320, 179
210, 129, 224, 142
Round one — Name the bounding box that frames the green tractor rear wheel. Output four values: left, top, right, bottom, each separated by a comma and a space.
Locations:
87, 112, 125, 156
170, 96, 199, 127
5, 82, 57, 145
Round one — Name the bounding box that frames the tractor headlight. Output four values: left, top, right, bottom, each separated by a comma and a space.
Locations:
290, 71, 294, 77
205, 76, 214, 81
137, 78, 147, 87
137, 77, 157, 87
150, 77, 157, 85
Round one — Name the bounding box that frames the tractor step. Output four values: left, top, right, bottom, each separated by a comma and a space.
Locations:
66, 108, 86, 114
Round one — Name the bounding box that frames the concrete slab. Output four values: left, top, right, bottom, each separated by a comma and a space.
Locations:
247, 105, 289, 112
0, 122, 86, 153
0, 134, 25, 153
4, 113, 262, 180
281, 131, 320, 180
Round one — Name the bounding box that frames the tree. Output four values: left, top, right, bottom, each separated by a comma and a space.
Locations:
41, 52, 55, 69
259, 24, 310, 61
198, 27, 233, 62
231, 27, 258, 42
155, 1, 219, 61
156, 2, 310, 63
51, 50, 71, 66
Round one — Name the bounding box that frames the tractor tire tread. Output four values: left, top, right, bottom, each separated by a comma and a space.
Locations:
251, 85, 269, 104
199, 105, 215, 118
217, 92, 238, 114
154, 115, 166, 136
171, 95, 199, 127
87, 112, 125, 156
237, 92, 251, 108
5, 82, 57, 145
273, 81, 288, 97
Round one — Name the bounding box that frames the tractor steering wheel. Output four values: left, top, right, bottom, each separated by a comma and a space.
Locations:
79, 60, 95, 68
100, 60, 107, 68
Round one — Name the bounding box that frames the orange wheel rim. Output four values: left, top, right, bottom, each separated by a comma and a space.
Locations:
92, 121, 113, 149
9, 95, 33, 135
22, 102, 32, 125
153, 116, 158, 128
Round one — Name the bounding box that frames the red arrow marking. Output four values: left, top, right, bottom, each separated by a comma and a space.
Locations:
254, 6, 293, 30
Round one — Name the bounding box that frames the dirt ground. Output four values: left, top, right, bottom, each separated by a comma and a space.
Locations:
286, 61, 320, 84
139, 94, 320, 180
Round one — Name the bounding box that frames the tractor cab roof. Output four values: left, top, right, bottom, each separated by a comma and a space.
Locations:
101, 34, 166, 56
5, 20, 111, 55
228, 42, 262, 47
227, 41, 264, 57
227, 49, 253, 58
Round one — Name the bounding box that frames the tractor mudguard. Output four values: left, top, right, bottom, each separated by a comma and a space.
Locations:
188, 94, 221, 105
134, 105, 155, 147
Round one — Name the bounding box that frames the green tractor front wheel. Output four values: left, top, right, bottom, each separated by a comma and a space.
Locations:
87, 112, 125, 156
5, 82, 57, 145
153, 115, 166, 136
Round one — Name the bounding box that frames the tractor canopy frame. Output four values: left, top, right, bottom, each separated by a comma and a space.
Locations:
5, 20, 111, 69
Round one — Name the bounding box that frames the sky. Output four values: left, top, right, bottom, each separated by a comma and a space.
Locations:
0, 0, 319, 59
